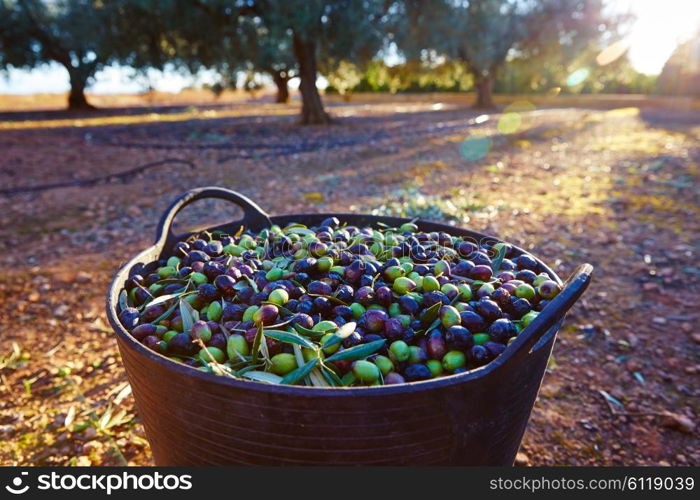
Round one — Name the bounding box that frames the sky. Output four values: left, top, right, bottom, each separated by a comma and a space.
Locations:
1, 0, 699, 95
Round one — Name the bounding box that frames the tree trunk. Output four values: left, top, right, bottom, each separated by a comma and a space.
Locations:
67, 69, 96, 111
473, 75, 495, 109
272, 71, 290, 104
292, 33, 330, 125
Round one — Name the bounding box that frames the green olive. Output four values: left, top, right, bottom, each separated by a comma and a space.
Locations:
268, 288, 289, 306
393, 277, 416, 295
352, 360, 380, 384
515, 283, 536, 300
426, 359, 443, 377
442, 350, 466, 372
242, 305, 259, 322
270, 353, 298, 375
157, 266, 177, 279
423, 276, 440, 292
190, 272, 208, 286
457, 283, 472, 301
473, 333, 490, 345
265, 268, 284, 281
320, 333, 340, 354
207, 301, 223, 322
349, 303, 365, 319
373, 355, 394, 376
313, 320, 338, 333
226, 334, 249, 358
521, 311, 539, 327
389, 340, 410, 362
317, 256, 334, 272
199, 346, 226, 363
440, 305, 461, 328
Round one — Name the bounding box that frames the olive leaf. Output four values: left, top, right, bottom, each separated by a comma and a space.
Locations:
280, 359, 318, 385
179, 299, 198, 333
420, 302, 442, 325
293, 324, 328, 339
320, 364, 343, 386
251, 323, 264, 364
424, 318, 442, 336
118, 290, 129, 311
491, 244, 507, 274
148, 290, 191, 309
286, 227, 315, 237
242, 371, 283, 384
263, 330, 316, 350
308, 368, 330, 387
320, 322, 357, 349
292, 344, 309, 386
239, 275, 259, 293
325, 339, 386, 363
152, 302, 178, 325
236, 364, 264, 376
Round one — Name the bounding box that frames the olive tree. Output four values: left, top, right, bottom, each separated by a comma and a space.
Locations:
0, 0, 119, 110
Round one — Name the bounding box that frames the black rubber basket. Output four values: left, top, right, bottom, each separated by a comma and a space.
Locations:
106, 187, 592, 465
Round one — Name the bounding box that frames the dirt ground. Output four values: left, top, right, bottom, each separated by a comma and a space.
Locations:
0, 92, 698, 466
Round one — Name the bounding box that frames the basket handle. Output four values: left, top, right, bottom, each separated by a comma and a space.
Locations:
155, 187, 272, 248
503, 263, 593, 362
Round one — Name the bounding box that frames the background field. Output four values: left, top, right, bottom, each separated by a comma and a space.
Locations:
0, 91, 698, 466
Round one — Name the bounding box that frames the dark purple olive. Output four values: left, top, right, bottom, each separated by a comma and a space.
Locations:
491, 287, 511, 309
384, 317, 404, 341
375, 286, 393, 307
313, 296, 332, 315
515, 269, 537, 284
222, 303, 246, 322
214, 275, 237, 296
173, 241, 190, 256
208, 333, 227, 351
205, 240, 223, 256
487, 318, 518, 343
197, 283, 219, 303
470, 345, 489, 366
142, 304, 165, 323
119, 307, 140, 330
131, 323, 157, 341
254, 304, 278, 325
404, 364, 431, 381
294, 258, 317, 274
308, 280, 332, 296
342, 332, 363, 348
470, 251, 492, 266
202, 262, 225, 280
484, 341, 506, 359
509, 297, 532, 319
344, 259, 365, 282
364, 309, 388, 333
469, 265, 493, 281
402, 327, 416, 344
427, 331, 447, 360
169, 333, 197, 356
291, 313, 314, 330
398, 295, 420, 315
320, 216, 340, 229
460, 311, 486, 332
226, 267, 242, 280
334, 284, 354, 302
474, 299, 502, 322
384, 372, 406, 384
355, 286, 375, 306
422, 291, 449, 308
456, 241, 478, 257
445, 325, 474, 350
143, 335, 161, 351
516, 254, 538, 270
296, 300, 314, 315
188, 250, 210, 264
249, 292, 268, 305
333, 305, 353, 319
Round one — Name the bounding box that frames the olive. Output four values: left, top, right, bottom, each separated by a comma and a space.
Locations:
473, 333, 490, 345
422, 275, 440, 292
169, 333, 197, 356
440, 305, 461, 328
199, 346, 226, 363
469, 264, 493, 281
442, 350, 466, 372
515, 269, 538, 284
510, 297, 532, 319
422, 291, 449, 308
268, 288, 289, 306
320, 333, 340, 354
270, 353, 298, 375
384, 372, 406, 384
404, 363, 431, 381
538, 280, 561, 300
460, 310, 486, 332
470, 345, 490, 366
474, 299, 503, 322
521, 311, 539, 328
191, 320, 212, 343
352, 360, 380, 384
398, 295, 420, 315
349, 302, 366, 319
342, 332, 363, 348
408, 345, 428, 364
484, 341, 506, 359
344, 260, 365, 282
253, 304, 278, 325
427, 331, 447, 360
389, 340, 410, 362
384, 317, 404, 341
392, 277, 416, 295
487, 318, 518, 343
308, 280, 332, 296
334, 284, 354, 302
197, 283, 219, 303
515, 283, 536, 300
445, 325, 474, 350
372, 355, 394, 376
375, 286, 393, 307
516, 254, 538, 270
434, 260, 450, 276
354, 286, 376, 306
426, 359, 443, 377
364, 309, 388, 333
119, 307, 140, 330
456, 241, 477, 257
131, 323, 157, 341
